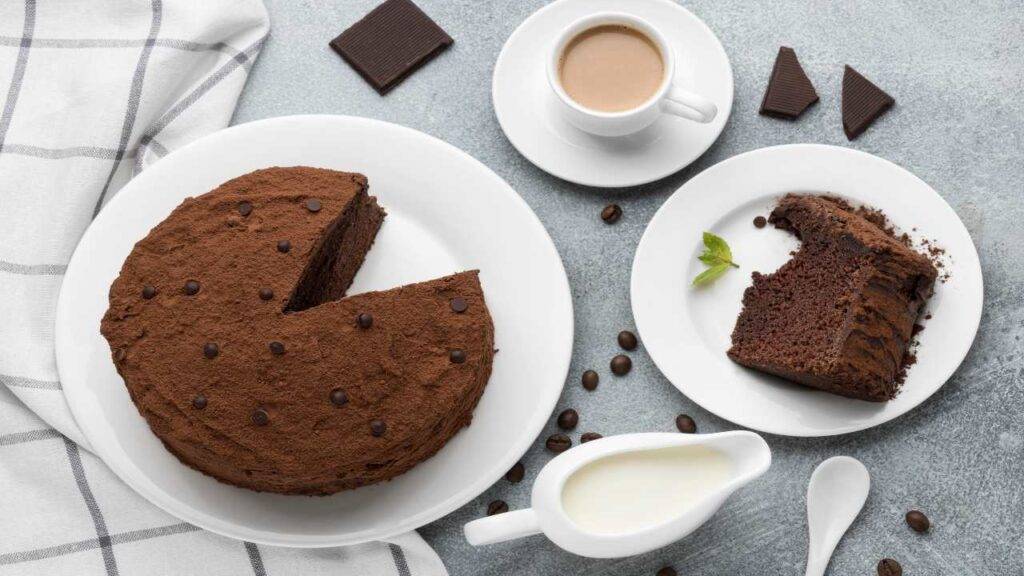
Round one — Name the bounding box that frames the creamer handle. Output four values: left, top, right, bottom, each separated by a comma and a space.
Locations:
464, 508, 541, 546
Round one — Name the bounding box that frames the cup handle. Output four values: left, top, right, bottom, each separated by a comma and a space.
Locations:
662, 85, 717, 123
464, 508, 542, 546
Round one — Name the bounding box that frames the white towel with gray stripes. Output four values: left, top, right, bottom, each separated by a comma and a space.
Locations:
0, 2, 446, 574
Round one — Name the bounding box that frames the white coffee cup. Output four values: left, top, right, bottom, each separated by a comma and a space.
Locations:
547, 12, 717, 137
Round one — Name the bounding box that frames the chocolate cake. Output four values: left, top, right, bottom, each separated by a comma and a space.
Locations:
101, 167, 495, 494
728, 194, 936, 401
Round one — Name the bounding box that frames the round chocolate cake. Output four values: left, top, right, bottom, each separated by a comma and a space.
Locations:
101, 167, 495, 495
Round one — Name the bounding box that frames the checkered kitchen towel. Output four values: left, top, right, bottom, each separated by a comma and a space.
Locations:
0, 2, 446, 575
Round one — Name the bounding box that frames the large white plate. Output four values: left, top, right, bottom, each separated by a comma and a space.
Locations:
55, 116, 573, 547
632, 144, 983, 437
492, 0, 733, 188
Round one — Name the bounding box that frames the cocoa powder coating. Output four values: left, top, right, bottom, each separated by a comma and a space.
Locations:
100, 167, 495, 495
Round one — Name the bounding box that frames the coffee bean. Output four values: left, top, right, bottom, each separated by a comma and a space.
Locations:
675, 414, 697, 433
450, 297, 468, 313
581, 370, 599, 391
546, 433, 572, 453
192, 394, 207, 410
450, 349, 466, 364
142, 285, 157, 299
269, 341, 285, 355
656, 567, 678, 576
877, 559, 902, 576
557, 409, 579, 430
610, 354, 632, 376
357, 312, 373, 329
601, 204, 622, 224
184, 280, 201, 295
487, 500, 509, 516
306, 198, 322, 213
905, 510, 930, 533
237, 201, 253, 216
753, 215, 767, 228
330, 388, 348, 407
370, 419, 387, 437
580, 432, 603, 443
277, 240, 291, 253
252, 409, 269, 426
203, 342, 219, 359
617, 330, 638, 350
505, 461, 525, 483
259, 287, 274, 301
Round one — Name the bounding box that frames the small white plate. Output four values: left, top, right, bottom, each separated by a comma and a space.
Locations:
55, 116, 574, 547
492, 0, 733, 188
631, 144, 983, 437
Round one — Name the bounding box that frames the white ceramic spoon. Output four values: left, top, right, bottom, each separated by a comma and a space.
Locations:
464, 431, 771, 558
805, 456, 871, 576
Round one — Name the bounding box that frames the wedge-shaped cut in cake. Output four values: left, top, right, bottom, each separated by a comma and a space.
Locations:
101, 167, 495, 494
728, 194, 936, 401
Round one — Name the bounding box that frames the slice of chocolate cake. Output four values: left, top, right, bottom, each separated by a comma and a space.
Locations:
728, 194, 936, 401
101, 167, 495, 494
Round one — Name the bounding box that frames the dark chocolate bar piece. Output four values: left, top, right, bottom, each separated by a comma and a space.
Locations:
760, 46, 818, 119
842, 65, 894, 139
329, 0, 453, 95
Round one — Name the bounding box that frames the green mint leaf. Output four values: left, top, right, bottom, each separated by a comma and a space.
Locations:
692, 263, 731, 286
698, 252, 721, 266
703, 232, 733, 264
693, 231, 739, 286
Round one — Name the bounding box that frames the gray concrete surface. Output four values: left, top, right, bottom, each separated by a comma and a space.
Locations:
234, 1, 1024, 574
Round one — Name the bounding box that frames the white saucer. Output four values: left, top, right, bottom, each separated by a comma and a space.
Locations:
54, 116, 574, 547
631, 144, 983, 437
492, 0, 733, 188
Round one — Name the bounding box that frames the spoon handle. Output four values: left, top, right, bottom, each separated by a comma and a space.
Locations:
464, 508, 541, 546
804, 552, 829, 576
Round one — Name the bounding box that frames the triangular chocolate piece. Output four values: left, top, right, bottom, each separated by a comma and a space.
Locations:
842, 65, 894, 139
759, 47, 819, 119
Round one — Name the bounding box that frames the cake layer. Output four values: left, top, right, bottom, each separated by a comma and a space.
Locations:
727, 195, 936, 401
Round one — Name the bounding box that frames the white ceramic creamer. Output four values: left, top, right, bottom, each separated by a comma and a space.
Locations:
464, 431, 771, 558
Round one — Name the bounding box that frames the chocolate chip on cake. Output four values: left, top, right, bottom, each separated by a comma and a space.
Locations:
877, 559, 902, 576
370, 419, 387, 437
192, 394, 208, 410
184, 280, 201, 295
581, 432, 603, 443
546, 433, 572, 453
450, 297, 468, 313
905, 510, 930, 533
252, 409, 269, 426
505, 461, 525, 483
676, 414, 697, 433
617, 330, 638, 350
601, 203, 622, 224
276, 239, 291, 253
259, 287, 274, 301
656, 567, 678, 576
305, 198, 322, 213
330, 388, 349, 407
237, 201, 253, 216
113, 347, 127, 362
581, 369, 599, 391
357, 312, 373, 328
203, 342, 219, 359
487, 500, 509, 516
610, 354, 632, 376
269, 341, 286, 355
141, 285, 157, 299
557, 409, 579, 430
450, 349, 466, 364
